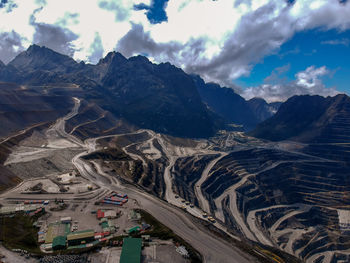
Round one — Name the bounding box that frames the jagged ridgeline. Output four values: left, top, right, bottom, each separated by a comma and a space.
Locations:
0, 45, 279, 138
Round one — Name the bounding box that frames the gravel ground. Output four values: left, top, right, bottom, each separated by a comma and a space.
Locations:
6, 148, 81, 179
39, 254, 88, 263
0, 245, 38, 263
143, 242, 189, 263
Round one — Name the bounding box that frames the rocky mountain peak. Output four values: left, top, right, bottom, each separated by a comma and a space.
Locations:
9, 44, 78, 73
97, 51, 127, 66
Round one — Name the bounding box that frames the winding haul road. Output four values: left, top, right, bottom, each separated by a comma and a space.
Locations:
194, 153, 228, 213
49, 98, 257, 263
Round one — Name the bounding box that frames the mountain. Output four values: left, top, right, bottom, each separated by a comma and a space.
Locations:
8, 44, 78, 73
0, 45, 216, 138
192, 75, 259, 130
0, 60, 21, 83
250, 94, 350, 142
0, 82, 74, 138
247, 98, 281, 123
100, 56, 216, 138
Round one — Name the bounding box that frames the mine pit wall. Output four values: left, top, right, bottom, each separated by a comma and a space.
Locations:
141, 159, 166, 198
197, 147, 350, 261
221, 195, 241, 234
85, 148, 167, 198
172, 154, 219, 207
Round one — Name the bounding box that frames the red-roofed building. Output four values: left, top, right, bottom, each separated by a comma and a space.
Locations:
97, 209, 105, 219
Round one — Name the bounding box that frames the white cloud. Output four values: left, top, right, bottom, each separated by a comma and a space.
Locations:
296, 65, 328, 88
0, 0, 349, 100
242, 65, 341, 102
0, 30, 25, 63
322, 38, 349, 46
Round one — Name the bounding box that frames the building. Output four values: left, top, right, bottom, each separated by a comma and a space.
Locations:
127, 226, 141, 234
67, 229, 95, 246
104, 210, 117, 218
120, 238, 142, 263
52, 236, 66, 250
97, 209, 105, 219
61, 217, 72, 223
101, 221, 109, 230
45, 222, 70, 244
176, 246, 189, 258
0, 204, 43, 215
128, 210, 141, 221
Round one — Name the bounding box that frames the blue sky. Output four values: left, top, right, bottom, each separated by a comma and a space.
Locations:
0, 0, 350, 101
236, 28, 350, 94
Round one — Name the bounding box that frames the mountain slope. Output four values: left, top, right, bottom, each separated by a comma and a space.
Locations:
247, 98, 281, 123
250, 94, 350, 142
192, 75, 259, 130
0, 82, 74, 138
8, 44, 78, 73
101, 57, 216, 137
2, 46, 217, 138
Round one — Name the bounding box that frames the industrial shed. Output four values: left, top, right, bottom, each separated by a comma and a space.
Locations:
67, 229, 95, 246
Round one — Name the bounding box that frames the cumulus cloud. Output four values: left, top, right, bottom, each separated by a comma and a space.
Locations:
30, 7, 79, 57
0, 31, 25, 63
88, 32, 104, 64
116, 23, 195, 62
114, 0, 350, 93
242, 65, 341, 102
1, 0, 350, 100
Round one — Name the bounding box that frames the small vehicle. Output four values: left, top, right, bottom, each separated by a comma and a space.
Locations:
202, 212, 208, 218
208, 216, 216, 223
175, 195, 179, 198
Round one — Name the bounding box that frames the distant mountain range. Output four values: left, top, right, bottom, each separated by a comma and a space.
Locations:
0, 45, 280, 138
250, 94, 350, 143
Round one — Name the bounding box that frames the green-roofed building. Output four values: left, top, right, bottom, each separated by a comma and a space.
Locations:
127, 226, 141, 234
101, 221, 109, 229
120, 238, 142, 263
52, 235, 66, 250
67, 229, 94, 246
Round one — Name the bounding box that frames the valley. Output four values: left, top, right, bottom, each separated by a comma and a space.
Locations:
0, 46, 349, 263
2, 92, 348, 262
0, 97, 262, 263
